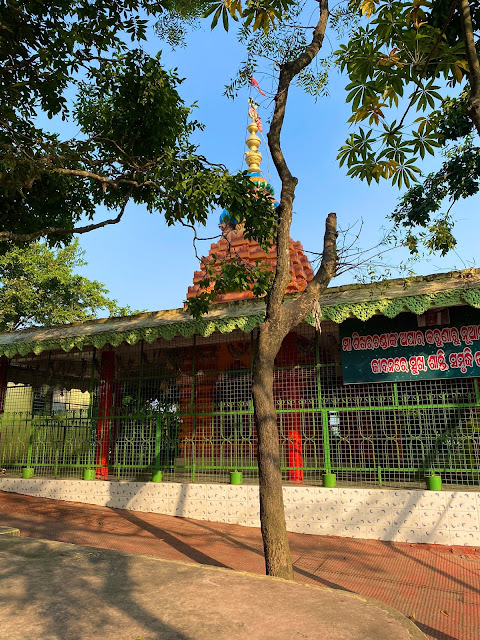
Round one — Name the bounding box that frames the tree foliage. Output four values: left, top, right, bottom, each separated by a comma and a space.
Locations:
391, 92, 480, 255
336, 0, 479, 253
0, 240, 131, 331
0, 0, 275, 245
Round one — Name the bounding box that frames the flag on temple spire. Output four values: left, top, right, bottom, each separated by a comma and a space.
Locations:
250, 76, 266, 97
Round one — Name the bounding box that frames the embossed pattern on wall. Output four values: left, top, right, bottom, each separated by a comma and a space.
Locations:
0, 478, 478, 546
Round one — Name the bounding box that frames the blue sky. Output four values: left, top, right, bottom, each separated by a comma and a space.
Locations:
73, 21, 479, 313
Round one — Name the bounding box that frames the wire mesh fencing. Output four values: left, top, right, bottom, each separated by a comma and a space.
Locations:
0, 323, 479, 488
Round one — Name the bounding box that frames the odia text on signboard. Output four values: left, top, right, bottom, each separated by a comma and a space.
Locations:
339, 307, 480, 383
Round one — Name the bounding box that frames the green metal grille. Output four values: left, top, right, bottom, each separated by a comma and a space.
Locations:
0, 323, 479, 488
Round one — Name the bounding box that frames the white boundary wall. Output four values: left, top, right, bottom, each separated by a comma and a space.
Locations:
0, 478, 479, 546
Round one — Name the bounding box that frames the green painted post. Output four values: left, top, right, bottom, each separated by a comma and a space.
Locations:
152, 414, 163, 482
426, 474, 442, 491
53, 420, 61, 479
318, 335, 336, 489
322, 410, 333, 473
234, 413, 239, 475
322, 472, 336, 488
322, 416, 336, 487
191, 336, 196, 482
230, 471, 242, 485
85, 348, 97, 480
23, 416, 35, 478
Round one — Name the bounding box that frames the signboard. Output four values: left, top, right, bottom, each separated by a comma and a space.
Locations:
339, 306, 480, 384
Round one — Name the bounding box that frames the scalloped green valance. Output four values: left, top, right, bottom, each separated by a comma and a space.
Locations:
3, 286, 480, 359
310, 287, 480, 324
0, 313, 267, 359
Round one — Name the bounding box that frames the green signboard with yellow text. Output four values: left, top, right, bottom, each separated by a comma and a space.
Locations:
339, 306, 480, 384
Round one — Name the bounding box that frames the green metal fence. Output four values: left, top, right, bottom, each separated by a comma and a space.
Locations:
0, 323, 479, 488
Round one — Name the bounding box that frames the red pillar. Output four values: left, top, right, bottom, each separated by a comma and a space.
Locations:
95, 350, 115, 479
0, 356, 8, 414
283, 333, 304, 483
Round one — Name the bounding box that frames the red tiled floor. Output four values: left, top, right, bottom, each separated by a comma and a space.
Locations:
1, 490, 479, 640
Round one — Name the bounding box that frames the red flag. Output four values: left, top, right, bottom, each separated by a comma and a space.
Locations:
250, 76, 266, 97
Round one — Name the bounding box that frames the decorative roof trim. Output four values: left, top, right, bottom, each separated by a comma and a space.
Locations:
2, 271, 480, 358
1, 314, 266, 359
307, 286, 480, 325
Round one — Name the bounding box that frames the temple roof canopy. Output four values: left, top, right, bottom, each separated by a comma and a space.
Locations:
1, 269, 480, 358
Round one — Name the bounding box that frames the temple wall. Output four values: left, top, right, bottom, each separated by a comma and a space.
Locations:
0, 477, 478, 547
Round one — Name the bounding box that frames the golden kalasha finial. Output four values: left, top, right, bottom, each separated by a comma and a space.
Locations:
245, 101, 262, 172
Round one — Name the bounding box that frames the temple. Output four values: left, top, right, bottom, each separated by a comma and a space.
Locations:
0, 109, 479, 547
187, 113, 314, 303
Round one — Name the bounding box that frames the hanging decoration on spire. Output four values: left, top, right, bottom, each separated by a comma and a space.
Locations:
250, 76, 266, 97
245, 105, 262, 173
248, 98, 263, 133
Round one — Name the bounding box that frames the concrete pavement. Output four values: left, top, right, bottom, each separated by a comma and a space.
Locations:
1, 490, 479, 640
0, 535, 426, 640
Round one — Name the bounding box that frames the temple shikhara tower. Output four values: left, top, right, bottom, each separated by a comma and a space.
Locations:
186, 111, 314, 303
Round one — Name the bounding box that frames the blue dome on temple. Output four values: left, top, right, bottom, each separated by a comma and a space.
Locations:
219, 171, 279, 227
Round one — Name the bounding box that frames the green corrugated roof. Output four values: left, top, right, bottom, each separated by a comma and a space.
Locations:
2, 269, 480, 358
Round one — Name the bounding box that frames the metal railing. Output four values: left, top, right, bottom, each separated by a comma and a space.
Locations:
0, 329, 479, 488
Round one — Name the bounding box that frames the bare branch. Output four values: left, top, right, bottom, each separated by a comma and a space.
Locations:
283, 212, 338, 328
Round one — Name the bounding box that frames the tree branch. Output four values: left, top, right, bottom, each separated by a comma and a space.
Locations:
266, 0, 330, 318
460, 0, 480, 135
53, 168, 118, 187
52, 167, 174, 198
0, 190, 133, 243
283, 212, 337, 328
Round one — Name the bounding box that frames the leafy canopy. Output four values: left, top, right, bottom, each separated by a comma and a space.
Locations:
199, 0, 479, 259
335, 0, 475, 189
0, 240, 132, 331
334, 0, 479, 256
1, 0, 276, 245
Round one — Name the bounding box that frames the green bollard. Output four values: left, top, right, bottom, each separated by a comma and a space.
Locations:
322, 472, 336, 488
152, 470, 163, 483
83, 469, 96, 481
426, 474, 442, 491
230, 471, 243, 485
22, 467, 34, 479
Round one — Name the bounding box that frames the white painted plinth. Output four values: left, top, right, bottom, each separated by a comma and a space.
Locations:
0, 478, 478, 546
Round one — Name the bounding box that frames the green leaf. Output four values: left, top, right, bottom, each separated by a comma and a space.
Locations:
222, 6, 229, 31
211, 5, 223, 29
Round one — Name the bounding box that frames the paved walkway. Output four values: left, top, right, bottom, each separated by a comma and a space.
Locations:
1, 490, 479, 640
0, 535, 426, 640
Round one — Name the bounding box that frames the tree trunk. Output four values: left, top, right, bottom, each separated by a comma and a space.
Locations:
460, 0, 480, 135
249, 0, 333, 580
251, 212, 337, 580
252, 322, 293, 579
